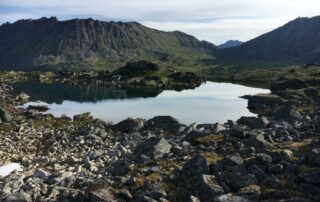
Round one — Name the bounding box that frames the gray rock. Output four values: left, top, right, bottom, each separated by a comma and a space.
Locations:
256, 153, 272, 165
300, 168, 320, 184
108, 160, 130, 176
274, 106, 303, 122
146, 116, 181, 132
228, 174, 258, 191
196, 174, 224, 200
0, 107, 12, 122
229, 127, 248, 139
16, 92, 30, 101
114, 118, 145, 132
33, 169, 49, 178
261, 175, 283, 188
5, 190, 32, 202
239, 147, 256, 157
88, 187, 117, 202
182, 155, 209, 179
244, 134, 271, 151
214, 194, 251, 202
237, 116, 268, 129
135, 137, 172, 159
223, 153, 243, 166
212, 123, 226, 133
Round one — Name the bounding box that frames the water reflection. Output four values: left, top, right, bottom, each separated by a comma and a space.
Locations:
16, 81, 270, 124
14, 82, 163, 104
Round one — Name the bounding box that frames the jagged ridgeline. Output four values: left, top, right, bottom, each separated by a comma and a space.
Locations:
0, 17, 217, 71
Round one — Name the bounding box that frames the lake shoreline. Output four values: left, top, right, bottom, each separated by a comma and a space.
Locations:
0, 76, 320, 201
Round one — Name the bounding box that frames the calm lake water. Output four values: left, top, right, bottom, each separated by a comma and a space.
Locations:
15, 81, 270, 124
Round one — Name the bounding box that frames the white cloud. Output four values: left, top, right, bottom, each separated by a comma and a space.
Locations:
0, 0, 319, 44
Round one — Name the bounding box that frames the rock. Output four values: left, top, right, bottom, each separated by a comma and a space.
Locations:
214, 194, 251, 202
244, 134, 271, 151
108, 160, 130, 176
88, 186, 117, 202
237, 116, 268, 129
117, 189, 133, 200
146, 116, 181, 132
229, 127, 248, 139
228, 174, 258, 191
73, 112, 92, 121
256, 153, 272, 165
271, 79, 308, 91
247, 94, 285, 113
223, 153, 243, 166
182, 155, 209, 179
5, 190, 32, 202
135, 137, 172, 159
268, 164, 284, 174
114, 118, 145, 132
274, 106, 303, 122
212, 123, 226, 133
0, 107, 12, 122
26, 105, 49, 112
195, 174, 224, 200
239, 147, 256, 157
299, 168, 320, 184
33, 169, 49, 178
16, 92, 30, 101
247, 165, 267, 182
261, 175, 283, 188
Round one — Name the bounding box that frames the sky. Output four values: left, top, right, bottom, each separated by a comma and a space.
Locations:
0, 0, 319, 44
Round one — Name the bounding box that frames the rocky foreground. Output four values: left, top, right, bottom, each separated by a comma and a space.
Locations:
0, 79, 320, 202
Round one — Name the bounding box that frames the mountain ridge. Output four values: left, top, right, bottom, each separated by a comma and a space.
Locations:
0, 17, 217, 71
219, 16, 320, 66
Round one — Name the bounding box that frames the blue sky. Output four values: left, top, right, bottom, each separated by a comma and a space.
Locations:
0, 0, 319, 44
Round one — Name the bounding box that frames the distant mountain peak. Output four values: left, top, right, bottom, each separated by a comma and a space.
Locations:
218, 40, 243, 49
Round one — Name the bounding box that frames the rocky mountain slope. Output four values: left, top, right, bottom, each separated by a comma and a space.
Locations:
219, 16, 320, 65
0, 17, 216, 71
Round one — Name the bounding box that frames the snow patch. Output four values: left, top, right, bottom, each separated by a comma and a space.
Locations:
0, 163, 23, 177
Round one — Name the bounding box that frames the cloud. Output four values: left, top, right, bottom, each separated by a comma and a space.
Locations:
0, 0, 319, 44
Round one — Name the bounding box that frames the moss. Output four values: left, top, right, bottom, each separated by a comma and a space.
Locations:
200, 152, 223, 164
195, 134, 225, 143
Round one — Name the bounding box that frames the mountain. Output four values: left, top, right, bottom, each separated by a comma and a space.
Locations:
219, 16, 320, 65
218, 40, 243, 49
0, 17, 216, 71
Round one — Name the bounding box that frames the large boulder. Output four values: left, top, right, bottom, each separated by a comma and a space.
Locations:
246, 94, 285, 114
274, 106, 303, 122
244, 134, 271, 151
181, 156, 223, 201
135, 137, 172, 159
114, 118, 145, 132
145, 116, 182, 132
182, 155, 209, 179
0, 107, 12, 122
237, 116, 269, 129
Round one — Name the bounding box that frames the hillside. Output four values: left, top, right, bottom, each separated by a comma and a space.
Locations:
0, 17, 217, 71
219, 16, 320, 66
